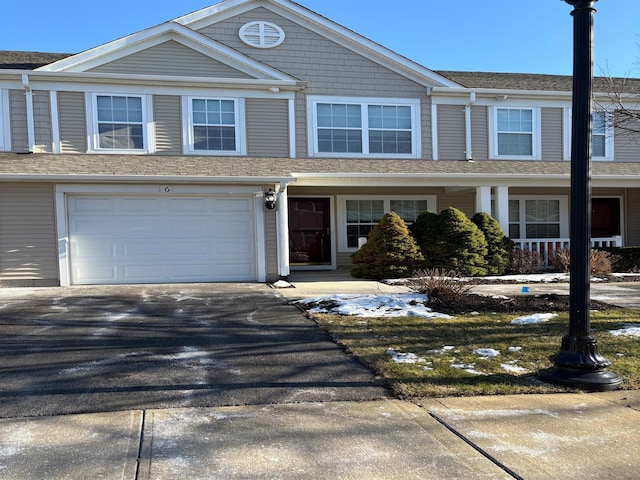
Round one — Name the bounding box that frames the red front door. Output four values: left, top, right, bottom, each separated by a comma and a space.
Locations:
591, 198, 621, 238
288, 198, 331, 265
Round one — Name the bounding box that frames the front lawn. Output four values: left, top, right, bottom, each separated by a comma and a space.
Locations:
309, 308, 640, 397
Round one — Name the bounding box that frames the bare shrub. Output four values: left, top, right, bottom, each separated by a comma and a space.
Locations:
548, 248, 621, 276
407, 269, 473, 303
506, 249, 545, 274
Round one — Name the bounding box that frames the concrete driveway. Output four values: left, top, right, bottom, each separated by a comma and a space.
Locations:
0, 284, 387, 418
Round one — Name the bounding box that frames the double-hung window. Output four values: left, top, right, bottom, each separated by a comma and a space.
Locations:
340, 196, 435, 250
490, 107, 540, 159
563, 110, 614, 161
89, 94, 151, 153
508, 198, 567, 239
185, 97, 244, 155
309, 96, 420, 158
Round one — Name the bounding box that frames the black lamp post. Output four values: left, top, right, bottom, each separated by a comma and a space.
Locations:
538, 0, 622, 391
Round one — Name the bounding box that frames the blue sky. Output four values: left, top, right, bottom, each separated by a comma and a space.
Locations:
2, 0, 638, 77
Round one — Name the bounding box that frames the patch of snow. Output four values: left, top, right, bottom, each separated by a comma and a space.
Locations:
608, 324, 640, 338
511, 313, 558, 325
271, 280, 292, 288
428, 345, 457, 355
450, 361, 488, 376
474, 348, 500, 358
386, 348, 428, 364
508, 346, 523, 352
501, 363, 529, 374
298, 293, 452, 318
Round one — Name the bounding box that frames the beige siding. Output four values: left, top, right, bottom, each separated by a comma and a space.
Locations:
615, 126, 640, 162
154, 95, 182, 155
626, 189, 640, 246
9, 89, 28, 152
58, 91, 87, 153
90, 40, 253, 78
246, 98, 289, 157
198, 8, 432, 158
33, 91, 52, 153
264, 207, 279, 280
0, 183, 58, 286
438, 191, 475, 217
437, 105, 465, 160
471, 106, 489, 160
541, 107, 563, 160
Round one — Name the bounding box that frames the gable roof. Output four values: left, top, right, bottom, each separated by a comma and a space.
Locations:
174, 0, 461, 88
0, 51, 72, 70
35, 22, 295, 82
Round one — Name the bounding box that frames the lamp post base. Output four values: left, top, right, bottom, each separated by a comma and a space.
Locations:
539, 366, 623, 392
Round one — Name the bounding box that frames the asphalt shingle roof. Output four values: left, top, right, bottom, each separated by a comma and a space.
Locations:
0, 51, 73, 70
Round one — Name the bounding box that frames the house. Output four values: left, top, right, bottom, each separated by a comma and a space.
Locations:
0, 0, 639, 287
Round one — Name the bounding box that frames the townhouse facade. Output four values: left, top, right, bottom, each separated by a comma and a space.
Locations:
0, 0, 639, 287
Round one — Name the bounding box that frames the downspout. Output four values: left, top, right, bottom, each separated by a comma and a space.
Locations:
465, 91, 476, 161
22, 74, 35, 153
276, 181, 291, 278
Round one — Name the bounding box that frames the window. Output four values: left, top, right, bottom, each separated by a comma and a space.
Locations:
490, 107, 540, 159
309, 97, 420, 158
563, 110, 614, 161
340, 196, 435, 250
88, 94, 152, 153
185, 97, 244, 155
509, 198, 567, 239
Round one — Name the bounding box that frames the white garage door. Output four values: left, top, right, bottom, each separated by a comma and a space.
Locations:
68, 195, 257, 285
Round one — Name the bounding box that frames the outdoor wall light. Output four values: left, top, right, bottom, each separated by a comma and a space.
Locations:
264, 188, 277, 210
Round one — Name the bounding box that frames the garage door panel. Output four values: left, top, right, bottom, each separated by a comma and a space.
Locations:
68, 194, 257, 285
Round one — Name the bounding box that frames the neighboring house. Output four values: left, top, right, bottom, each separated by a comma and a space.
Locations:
0, 0, 639, 287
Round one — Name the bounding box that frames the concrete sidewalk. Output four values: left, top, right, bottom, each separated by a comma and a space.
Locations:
1, 392, 639, 479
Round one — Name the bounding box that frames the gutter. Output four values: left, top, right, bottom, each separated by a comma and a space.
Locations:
0, 174, 297, 184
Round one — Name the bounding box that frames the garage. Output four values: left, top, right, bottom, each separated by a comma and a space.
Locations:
66, 194, 259, 285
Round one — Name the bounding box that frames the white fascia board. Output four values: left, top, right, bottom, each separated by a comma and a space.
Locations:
36, 22, 294, 82
177, 0, 461, 89
0, 174, 297, 184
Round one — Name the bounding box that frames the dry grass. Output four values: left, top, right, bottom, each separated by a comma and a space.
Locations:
311, 308, 640, 398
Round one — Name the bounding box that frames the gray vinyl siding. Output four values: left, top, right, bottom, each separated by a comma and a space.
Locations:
626, 189, 640, 246
89, 40, 253, 78
615, 133, 640, 163
264, 206, 279, 280
33, 91, 52, 153
0, 183, 58, 286
471, 106, 489, 160
198, 7, 433, 159
246, 98, 289, 157
58, 91, 87, 153
9, 89, 28, 152
541, 107, 563, 160
437, 105, 465, 160
154, 95, 182, 155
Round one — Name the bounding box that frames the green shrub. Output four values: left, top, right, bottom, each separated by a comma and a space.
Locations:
409, 210, 442, 269
351, 212, 424, 280
435, 207, 488, 276
471, 212, 513, 275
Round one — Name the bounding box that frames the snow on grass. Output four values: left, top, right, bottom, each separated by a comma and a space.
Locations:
297, 293, 452, 318
511, 313, 558, 325
474, 348, 500, 358
386, 348, 426, 364
608, 324, 640, 338
501, 362, 530, 374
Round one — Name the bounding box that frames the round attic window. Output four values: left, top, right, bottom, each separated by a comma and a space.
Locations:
239, 21, 285, 48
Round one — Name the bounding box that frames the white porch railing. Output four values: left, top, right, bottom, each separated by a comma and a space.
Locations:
512, 236, 623, 266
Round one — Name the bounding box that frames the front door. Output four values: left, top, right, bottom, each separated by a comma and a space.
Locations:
288, 198, 331, 265
592, 198, 621, 238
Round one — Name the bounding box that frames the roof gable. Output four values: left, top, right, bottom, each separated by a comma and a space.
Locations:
174, 0, 461, 88
35, 21, 295, 81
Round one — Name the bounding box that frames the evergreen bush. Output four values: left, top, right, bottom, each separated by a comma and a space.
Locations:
436, 207, 488, 276
351, 212, 424, 280
471, 211, 513, 275
408, 210, 442, 269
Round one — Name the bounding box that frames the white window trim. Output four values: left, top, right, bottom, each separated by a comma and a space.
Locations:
182, 96, 246, 156
563, 108, 615, 161
489, 106, 542, 160
0, 89, 10, 151
337, 195, 436, 252
86, 93, 155, 154
509, 196, 569, 239
307, 96, 421, 159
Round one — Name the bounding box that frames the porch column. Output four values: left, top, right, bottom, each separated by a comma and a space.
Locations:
276, 182, 290, 278
475, 186, 492, 215
494, 186, 510, 234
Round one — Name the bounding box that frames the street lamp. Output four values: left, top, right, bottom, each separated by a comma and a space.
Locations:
538, 0, 622, 391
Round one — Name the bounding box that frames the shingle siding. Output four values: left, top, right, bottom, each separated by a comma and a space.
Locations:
9, 89, 28, 152
33, 91, 52, 153
0, 182, 58, 286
